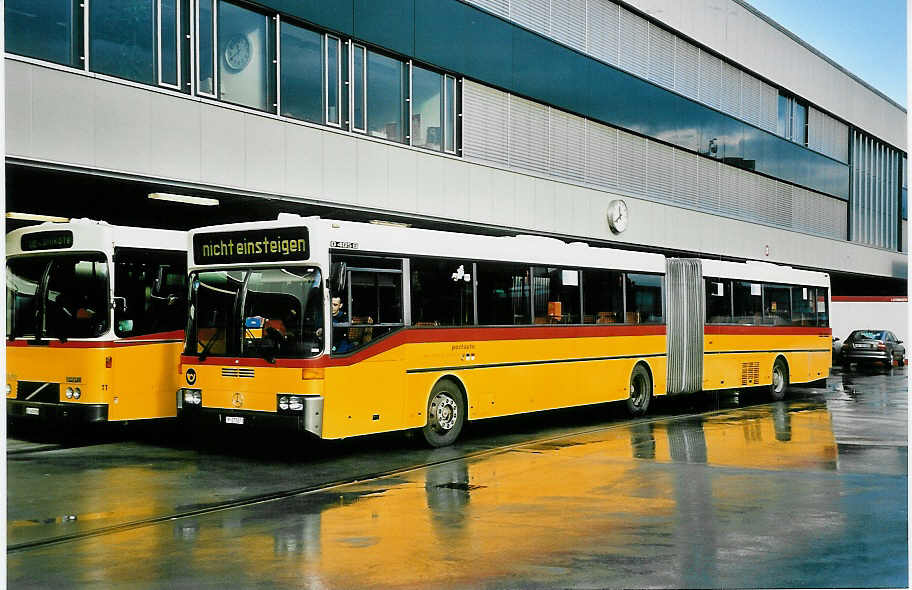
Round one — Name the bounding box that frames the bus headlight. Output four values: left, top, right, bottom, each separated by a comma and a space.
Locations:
73, 388, 81, 400
182, 389, 202, 405
5, 383, 11, 395
65, 387, 74, 399
278, 396, 289, 411
288, 396, 304, 412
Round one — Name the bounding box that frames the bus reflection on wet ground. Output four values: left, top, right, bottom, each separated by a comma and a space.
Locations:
7, 369, 907, 589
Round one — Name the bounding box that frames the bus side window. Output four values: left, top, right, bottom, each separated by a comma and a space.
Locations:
582, 269, 623, 324
625, 273, 663, 324
705, 278, 733, 324
733, 281, 763, 325
114, 249, 187, 337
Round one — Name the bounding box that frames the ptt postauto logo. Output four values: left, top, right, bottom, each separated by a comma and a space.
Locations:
185, 368, 197, 385
232, 392, 244, 408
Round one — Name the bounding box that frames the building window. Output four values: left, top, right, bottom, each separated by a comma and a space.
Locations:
197, 0, 215, 95
216, 0, 275, 112
324, 35, 342, 126
90, 0, 157, 85
410, 66, 458, 154
6, 0, 83, 68
158, 0, 180, 88
279, 21, 322, 124
351, 44, 367, 132
366, 50, 408, 143
777, 92, 807, 145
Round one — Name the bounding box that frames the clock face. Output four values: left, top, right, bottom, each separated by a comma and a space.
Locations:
224, 34, 252, 72
607, 199, 629, 234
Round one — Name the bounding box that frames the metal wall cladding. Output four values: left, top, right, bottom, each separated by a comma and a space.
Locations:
619, 6, 650, 78
461, 80, 849, 241
550, 0, 587, 53
674, 38, 700, 101
587, 0, 619, 66
665, 258, 704, 395
808, 107, 849, 163
850, 130, 901, 249
648, 23, 676, 89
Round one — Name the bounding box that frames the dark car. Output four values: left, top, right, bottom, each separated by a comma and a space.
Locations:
840, 330, 905, 369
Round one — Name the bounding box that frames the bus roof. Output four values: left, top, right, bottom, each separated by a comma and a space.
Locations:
701, 258, 830, 287
188, 215, 667, 273
6, 219, 186, 257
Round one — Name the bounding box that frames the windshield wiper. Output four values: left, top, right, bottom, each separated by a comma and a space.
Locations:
197, 326, 224, 362
246, 326, 277, 364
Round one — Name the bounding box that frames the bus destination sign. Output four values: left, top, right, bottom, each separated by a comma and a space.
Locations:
21, 230, 74, 251
193, 227, 310, 264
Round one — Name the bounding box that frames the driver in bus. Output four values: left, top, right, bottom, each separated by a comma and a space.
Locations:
331, 296, 353, 354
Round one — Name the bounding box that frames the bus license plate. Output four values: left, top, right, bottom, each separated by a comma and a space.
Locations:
25, 407, 39, 416
225, 416, 244, 425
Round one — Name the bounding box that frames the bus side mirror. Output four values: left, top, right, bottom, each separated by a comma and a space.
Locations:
112, 297, 127, 313
331, 262, 347, 293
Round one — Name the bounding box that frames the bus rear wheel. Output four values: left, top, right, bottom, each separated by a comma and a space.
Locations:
770, 358, 789, 401
627, 364, 652, 417
421, 380, 466, 448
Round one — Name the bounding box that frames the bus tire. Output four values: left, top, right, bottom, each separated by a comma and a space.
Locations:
626, 363, 652, 417
770, 357, 789, 401
421, 379, 466, 448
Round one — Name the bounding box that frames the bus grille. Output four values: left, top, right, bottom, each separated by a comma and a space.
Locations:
16, 381, 60, 402
221, 368, 255, 378
741, 362, 760, 386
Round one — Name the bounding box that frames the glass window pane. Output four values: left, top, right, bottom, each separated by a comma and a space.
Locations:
582, 269, 623, 324
476, 262, 530, 325
792, 101, 807, 144
114, 252, 186, 337
352, 45, 366, 131
816, 287, 829, 327
412, 66, 442, 151
625, 273, 663, 324
45, 255, 110, 339
280, 22, 322, 123
160, 0, 179, 85
7, 257, 47, 338
367, 50, 406, 142
445, 75, 456, 153
777, 94, 790, 139
533, 267, 580, 324
218, 1, 269, 111
198, 0, 214, 94
410, 259, 474, 326
6, 0, 80, 67
791, 286, 815, 326
90, 0, 156, 84
733, 281, 762, 324
242, 267, 323, 358
705, 278, 732, 324
187, 269, 245, 356
325, 36, 340, 125
763, 284, 791, 325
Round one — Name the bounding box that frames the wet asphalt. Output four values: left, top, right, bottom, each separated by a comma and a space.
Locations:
7, 367, 908, 588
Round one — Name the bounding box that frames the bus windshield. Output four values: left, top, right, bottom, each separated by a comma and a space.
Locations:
7, 253, 110, 340
186, 267, 324, 360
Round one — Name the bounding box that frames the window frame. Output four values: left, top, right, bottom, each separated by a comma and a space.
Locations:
157, 0, 182, 90
350, 42, 368, 133
324, 33, 342, 127
195, 0, 217, 97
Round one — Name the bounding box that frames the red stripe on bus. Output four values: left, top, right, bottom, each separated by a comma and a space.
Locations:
182, 324, 667, 368
704, 326, 832, 336
831, 296, 908, 303
7, 337, 183, 348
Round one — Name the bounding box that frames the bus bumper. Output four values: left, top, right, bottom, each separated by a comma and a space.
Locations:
178, 396, 324, 437
7, 400, 109, 423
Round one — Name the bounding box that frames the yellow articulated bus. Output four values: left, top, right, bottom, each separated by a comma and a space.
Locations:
178, 215, 831, 446
6, 220, 188, 424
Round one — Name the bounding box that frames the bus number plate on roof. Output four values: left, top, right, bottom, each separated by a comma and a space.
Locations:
21, 230, 74, 251
193, 227, 309, 264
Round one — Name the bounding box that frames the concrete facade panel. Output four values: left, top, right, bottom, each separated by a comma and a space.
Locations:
387, 148, 418, 214
6, 60, 32, 158
244, 115, 286, 195
625, 0, 906, 150
284, 123, 324, 200
322, 132, 358, 205
94, 85, 153, 174
30, 67, 96, 167
440, 158, 471, 222
200, 106, 246, 189
415, 152, 446, 218
149, 95, 202, 181
356, 139, 390, 208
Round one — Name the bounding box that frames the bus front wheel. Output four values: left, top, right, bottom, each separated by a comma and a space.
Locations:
627, 364, 652, 417
421, 380, 466, 448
